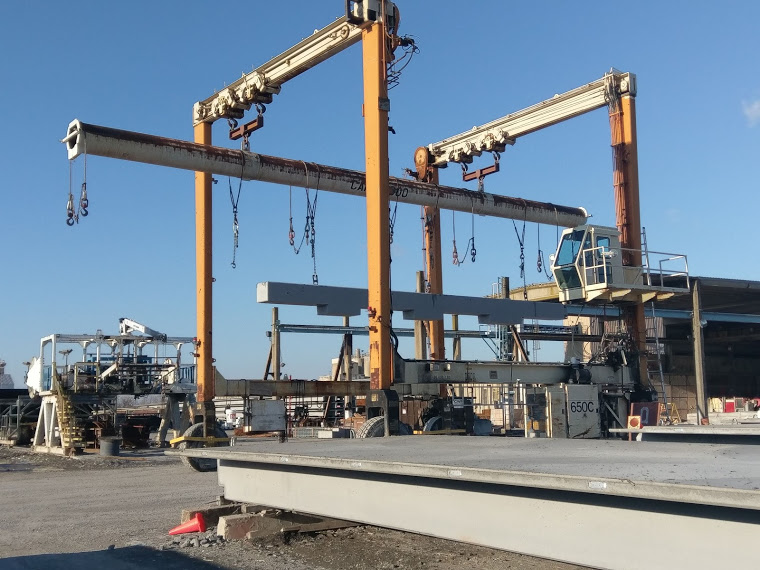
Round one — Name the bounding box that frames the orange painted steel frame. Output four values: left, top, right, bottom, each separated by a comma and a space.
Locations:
194, 122, 216, 435
425, 174, 445, 363
362, 21, 393, 391
610, 94, 648, 379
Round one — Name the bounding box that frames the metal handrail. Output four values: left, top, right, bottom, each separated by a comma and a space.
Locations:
579, 245, 689, 290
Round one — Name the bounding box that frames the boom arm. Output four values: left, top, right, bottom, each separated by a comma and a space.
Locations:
193, 16, 365, 125
118, 318, 167, 341
427, 70, 636, 166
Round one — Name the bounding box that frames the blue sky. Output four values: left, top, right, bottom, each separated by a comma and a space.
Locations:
1, 1, 758, 386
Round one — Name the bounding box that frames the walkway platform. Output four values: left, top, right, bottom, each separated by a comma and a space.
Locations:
177, 437, 760, 569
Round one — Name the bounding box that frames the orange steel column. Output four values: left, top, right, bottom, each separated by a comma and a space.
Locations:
362, 22, 392, 391
424, 174, 445, 361
610, 94, 648, 382
194, 122, 216, 435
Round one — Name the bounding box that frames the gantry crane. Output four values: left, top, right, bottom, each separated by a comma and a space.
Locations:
184, 1, 402, 449
412, 70, 661, 387
62, 6, 674, 450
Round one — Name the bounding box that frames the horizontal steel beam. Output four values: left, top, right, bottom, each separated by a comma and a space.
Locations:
257, 281, 566, 323
63, 120, 589, 227
276, 323, 677, 343
277, 323, 490, 339
397, 359, 628, 386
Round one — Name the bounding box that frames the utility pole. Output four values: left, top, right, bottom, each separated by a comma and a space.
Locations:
692, 279, 708, 424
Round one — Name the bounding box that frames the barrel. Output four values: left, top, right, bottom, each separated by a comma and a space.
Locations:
99, 436, 122, 456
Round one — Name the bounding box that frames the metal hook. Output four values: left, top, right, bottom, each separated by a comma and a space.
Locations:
79, 182, 89, 217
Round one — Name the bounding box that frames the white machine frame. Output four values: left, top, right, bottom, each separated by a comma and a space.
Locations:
551, 225, 689, 304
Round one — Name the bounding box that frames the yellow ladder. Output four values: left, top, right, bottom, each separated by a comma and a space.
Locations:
659, 402, 681, 424
55, 381, 85, 452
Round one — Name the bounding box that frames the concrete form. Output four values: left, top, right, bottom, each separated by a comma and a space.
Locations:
177, 437, 760, 569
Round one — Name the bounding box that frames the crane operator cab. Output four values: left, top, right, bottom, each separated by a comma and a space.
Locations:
550, 225, 690, 304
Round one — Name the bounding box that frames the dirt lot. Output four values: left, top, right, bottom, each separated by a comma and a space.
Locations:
0, 446, 584, 570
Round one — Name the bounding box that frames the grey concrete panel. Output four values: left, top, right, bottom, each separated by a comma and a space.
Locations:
176, 438, 760, 567
178, 437, 760, 493
213, 458, 760, 570
257, 282, 566, 323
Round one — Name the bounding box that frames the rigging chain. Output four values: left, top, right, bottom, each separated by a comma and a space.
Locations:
228, 152, 245, 269
512, 218, 528, 299
536, 224, 553, 280
295, 162, 321, 285
66, 149, 88, 226
451, 204, 477, 266
389, 200, 399, 245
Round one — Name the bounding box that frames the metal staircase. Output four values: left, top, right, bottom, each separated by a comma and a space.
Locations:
642, 228, 671, 424
54, 378, 85, 453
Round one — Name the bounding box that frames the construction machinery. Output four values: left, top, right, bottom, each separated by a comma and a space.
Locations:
25, 319, 195, 455
60, 4, 692, 451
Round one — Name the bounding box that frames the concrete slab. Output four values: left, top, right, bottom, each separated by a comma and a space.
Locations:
176, 437, 760, 569
214, 436, 760, 489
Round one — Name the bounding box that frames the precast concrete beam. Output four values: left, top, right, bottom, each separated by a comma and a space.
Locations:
176, 438, 760, 569
256, 282, 566, 324
63, 120, 589, 227
216, 379, 370, 398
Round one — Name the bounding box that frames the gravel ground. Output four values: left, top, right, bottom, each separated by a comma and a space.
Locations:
0, 446, 584, 570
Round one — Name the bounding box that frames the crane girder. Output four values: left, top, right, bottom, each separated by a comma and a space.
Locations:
193, 16, 373, 125
427, 71, 636, 167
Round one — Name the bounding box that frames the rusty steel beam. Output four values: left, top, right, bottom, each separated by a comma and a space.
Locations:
64, 120, 589, 227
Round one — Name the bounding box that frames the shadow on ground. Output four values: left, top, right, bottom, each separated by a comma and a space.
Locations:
1, 545, 224, 570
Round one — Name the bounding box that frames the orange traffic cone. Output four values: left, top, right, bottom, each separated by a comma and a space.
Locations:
168, 513, 207, 535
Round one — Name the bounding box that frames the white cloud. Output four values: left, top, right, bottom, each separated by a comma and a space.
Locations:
743, 99, 760, 127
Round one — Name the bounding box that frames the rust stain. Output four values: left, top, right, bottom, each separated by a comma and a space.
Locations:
83, 122, 586, 220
